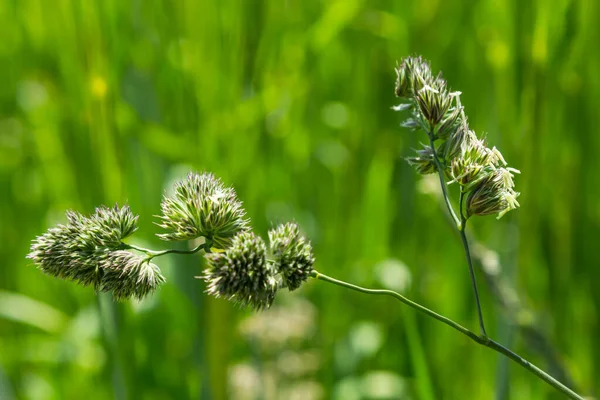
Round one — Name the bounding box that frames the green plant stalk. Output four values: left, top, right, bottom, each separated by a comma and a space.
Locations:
120, 240, 212, 261
428, 135, 460, 228
310, 270, 584, 400
459, 191, 488, 337
434, 182, 580, 391
428, 132, 487, 337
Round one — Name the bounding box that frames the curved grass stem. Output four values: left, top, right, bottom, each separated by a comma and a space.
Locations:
428, 135, 460, 228
120, 240, 211, 261
310, 270, 585, 400
430, 131, 486, 336
459, 192, 487, 337
428, 132, 487, 336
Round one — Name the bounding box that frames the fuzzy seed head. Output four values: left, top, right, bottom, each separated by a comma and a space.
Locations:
28, 205, 138, 286
395, 63, 411, 97
395, 56, 433, 98
100, 251, 165, 301
27, 205, 164, 300
395, 55, 520, 219
268, 223, 315, 291
437, 125, 467, 162
203, 231, 277, 310
435, 106, 463, 140
416, 84, 452, 127
157, 172, 250, 249
466, 168, 520, 219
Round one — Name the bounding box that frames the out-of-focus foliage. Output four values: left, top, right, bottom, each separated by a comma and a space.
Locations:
0, 0, 598, 399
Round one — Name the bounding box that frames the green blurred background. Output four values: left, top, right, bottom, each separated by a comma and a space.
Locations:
1, 0, 598, 399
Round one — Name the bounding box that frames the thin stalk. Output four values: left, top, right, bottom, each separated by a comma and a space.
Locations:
429, 128, 486, 336
459, 192, 487, 337
428, 135, 460, 228
310, 270, 585, 400
310, 270, 480, 341
439, 186, 579, 391
486, 339, 584, 400
120, 240, 211, 261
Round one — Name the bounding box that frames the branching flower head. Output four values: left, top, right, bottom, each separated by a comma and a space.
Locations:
28, 205, 138, 285
202, 231, 277, 310
268, 223, 314, 291
394, 55, 520, 219
28, 205, 164, 300
27, 175, 319, 307
157, 172, 250, 249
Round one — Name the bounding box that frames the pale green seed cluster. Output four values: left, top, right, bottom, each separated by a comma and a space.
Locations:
268, 223, 315, 291
28, 173, 316, 308
99, 251, 165, 301
201, 222, 314, 310
27, 205, 165, 300
203, 231, 277, 310
395, 56, 520, 219
157, 172, 315, 309
157, 172, 250, 249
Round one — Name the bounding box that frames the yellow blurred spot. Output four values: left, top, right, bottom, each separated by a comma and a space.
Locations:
486, 40, 510, 71
532, 19, 547, 65
90, 75, 108, 98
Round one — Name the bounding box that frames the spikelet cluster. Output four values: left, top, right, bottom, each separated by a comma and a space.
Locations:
158, 173, 315, 310
201, 222, 314, 310
157, 172, 250, 248
28, 173, 316, 309
394, 56, 520, 219
27, 205, 165, 300
203, 231, 277, 310
268, 223, 315, 291
99, 251, 165, 300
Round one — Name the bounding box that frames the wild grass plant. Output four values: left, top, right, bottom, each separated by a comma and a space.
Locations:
28, 57, 587, 399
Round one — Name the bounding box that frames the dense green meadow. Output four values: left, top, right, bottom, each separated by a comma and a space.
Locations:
1, 0, 598, 398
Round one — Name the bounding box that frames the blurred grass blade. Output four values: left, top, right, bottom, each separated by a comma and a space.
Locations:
0, 291, 68, 334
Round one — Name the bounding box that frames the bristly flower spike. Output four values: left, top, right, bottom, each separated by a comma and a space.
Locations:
157, 172, 250, 249
100, 251, 165, 300
27, 205, 165, 300
395, 56, 520, 219
202, 231, 278, 310
466, 168, 521, 219
268, 222, 315, 291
